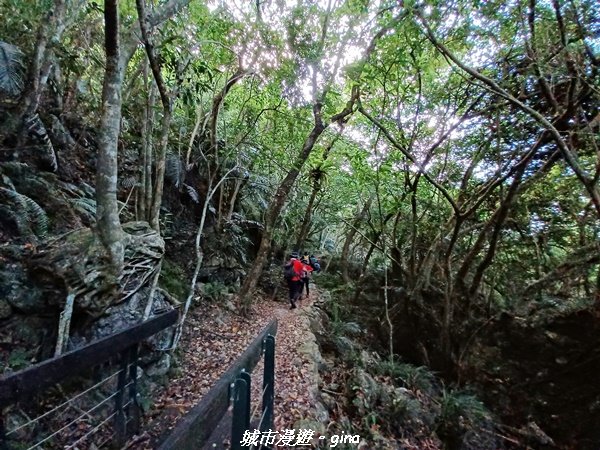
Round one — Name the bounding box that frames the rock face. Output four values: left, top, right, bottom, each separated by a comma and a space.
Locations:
292, 304, 330, 433
29, 221, 165, 316
0, 221, 178, 379
0, 260, 46, 314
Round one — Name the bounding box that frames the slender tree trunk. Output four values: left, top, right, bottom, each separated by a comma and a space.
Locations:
96, 0, 125, 270
341, 199, 371, 283
295, 135, 338, 250
409, 180, 418, 280
295, 181, 320, 251
17, 0, 67, 120
149, 108, 172, 231
172, 166, 238, 348
217, 182, 226, 231
144, 87, 156, 218
185, 103, 204, 168
239, 105, 327, 310
54, 292, 75, 357
211, 67, 248, 231
136, 0, 174, 232
238, 87, 359, 311
226, 177, 245, 221
137, 59, 150, 221
383, 248, 393, 363
360, 232, 381, 276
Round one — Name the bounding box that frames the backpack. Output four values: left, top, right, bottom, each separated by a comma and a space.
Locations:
283, 262, 295, 281
309, 256, 321, 273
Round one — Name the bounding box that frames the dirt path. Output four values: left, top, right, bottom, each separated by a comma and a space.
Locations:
129, 287, 323, 448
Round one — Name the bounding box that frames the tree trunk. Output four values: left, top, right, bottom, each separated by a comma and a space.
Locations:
341, 198, 371, 283
136, 0, 174, 232
96, 0, 125, 271
238, 104, 327, 310
144, 86, 156, 218
294, 180, 320, 251
149, 108, 172, 231
226, 176, 246, 221
137, 59, 150, 221
360, 232, 381, 276
238, 87, 359, 311
173, 166, 239, 348
17, 0, 67, 121
295, 135, 338, 250
211, 67, 248, 231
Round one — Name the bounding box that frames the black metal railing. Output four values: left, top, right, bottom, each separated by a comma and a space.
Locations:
0, 309, 178, 449
159, 319, 278, 450
230, 333, 275, 450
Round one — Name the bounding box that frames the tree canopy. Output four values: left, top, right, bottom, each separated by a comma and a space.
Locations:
1, 0, 598, 379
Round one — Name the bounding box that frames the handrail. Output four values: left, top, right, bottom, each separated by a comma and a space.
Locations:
158, 318, 278, 450
0, 308, 179, 408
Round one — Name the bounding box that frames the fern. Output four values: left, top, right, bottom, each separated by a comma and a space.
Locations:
0, 162, 32, 177
0, 187, 49, 237
120, 176, 137, 189
80, 182, 95, 197
24, 113, 57, 172
374, 360, 437, 395
21, 194, 48, 237
0, 41, 24, 96
71, 197, 96, 222
1, 174, 15, 190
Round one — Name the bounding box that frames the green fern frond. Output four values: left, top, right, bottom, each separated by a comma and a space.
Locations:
0, 162, 31, 177
120, 176, 137, 189
71, 197, 96, 222
21, 194, 48, 237
0, 187, 49, 237
375, 360, 436, 394
0, 41, 24, 96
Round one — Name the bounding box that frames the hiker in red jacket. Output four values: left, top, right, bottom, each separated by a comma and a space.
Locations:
284, 252, 304, 309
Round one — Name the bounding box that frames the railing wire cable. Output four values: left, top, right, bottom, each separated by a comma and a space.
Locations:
64, 400, 132, 450
23, 382, 133, 450
6, 369, 123, 436
250, 384, 269, 423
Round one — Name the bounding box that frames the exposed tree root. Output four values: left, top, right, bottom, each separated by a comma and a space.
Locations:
30, 221, 164, 318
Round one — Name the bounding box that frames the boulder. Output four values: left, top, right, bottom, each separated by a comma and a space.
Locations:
0, 263, 46, 313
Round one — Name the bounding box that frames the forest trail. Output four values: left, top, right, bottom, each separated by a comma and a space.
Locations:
131, 286, 324, 449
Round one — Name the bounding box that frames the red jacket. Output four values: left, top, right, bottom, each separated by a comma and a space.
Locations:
291, 258, 304, 281
301, 262, 314, 278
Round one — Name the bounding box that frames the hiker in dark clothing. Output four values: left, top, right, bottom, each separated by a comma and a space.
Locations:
309, 254, 321, 273
285, 252, 304, 309
299, 259, 313, 299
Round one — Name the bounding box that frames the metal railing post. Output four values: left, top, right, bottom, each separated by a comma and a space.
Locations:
231, 376, 249, 450
113, 349, 129, 448
239, 370, 251, 430
261, 335, 275, 432
0, 310, 179, 450
127, 344, 140, 434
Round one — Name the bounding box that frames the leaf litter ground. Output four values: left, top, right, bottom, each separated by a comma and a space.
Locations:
126, 289, 319, 449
